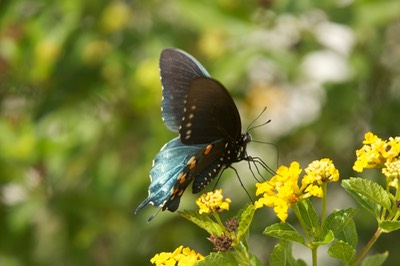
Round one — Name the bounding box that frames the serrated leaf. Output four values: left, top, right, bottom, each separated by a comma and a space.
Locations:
237, 204, 255, 243
323, 208, 358, 237
296, 199, 319, 230
264, 223, 305, 245
345, 178, 392, 210
314, 230, 334, 246
342, 179, 380, 217
270, 241, 307, 266
335, 218, 358, 249
360, 251, 389, 266
179, 210, 223, 235
328, 240, 356, 264
379, 220, 400, 232
195, 251, 237, 266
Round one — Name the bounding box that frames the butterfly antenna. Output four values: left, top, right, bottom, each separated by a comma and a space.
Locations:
246, 106, 271, 132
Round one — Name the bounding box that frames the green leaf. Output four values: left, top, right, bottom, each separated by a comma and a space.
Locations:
314, 230, 334, 246
342, 179, 381, 217
328, 240, 356, 265
379, 220, 400, 232
195, 252, 237, 266
264, 223, 305, 245
237, 204, 255, 243
270, 241, 307, 266
179, 210, 224, 235
249, 255, 264, 266
195, 250, 262, 266
323, 208, 358, 237
296, 199, 319, 231
335, 218, 358, 249
344, 177, 392, 210
360, 252, 389, 266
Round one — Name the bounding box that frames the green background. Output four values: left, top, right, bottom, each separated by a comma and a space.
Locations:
1, 0, 399, 265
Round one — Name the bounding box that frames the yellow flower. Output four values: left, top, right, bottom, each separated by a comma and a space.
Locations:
353, 132, 388, 172
302, 158, 340, 188
385, 136, 400, 162
196, 189, 231, 214
255, 159, 339, 222
255, 162, 302, 222
304, 185, 323, 198
353, 132, 400, 173
382, 159, 400, 188
150, 246, 204, 266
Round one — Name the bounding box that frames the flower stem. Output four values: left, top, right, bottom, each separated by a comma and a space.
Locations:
312, 246, 318, 266
212, 213, 225, 229
351, 227, 383, 266
321, 183, 327, 229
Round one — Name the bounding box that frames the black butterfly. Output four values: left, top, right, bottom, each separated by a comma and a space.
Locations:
136, 48, 257, 215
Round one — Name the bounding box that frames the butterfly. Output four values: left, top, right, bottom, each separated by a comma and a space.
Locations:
136, 48, 259, 217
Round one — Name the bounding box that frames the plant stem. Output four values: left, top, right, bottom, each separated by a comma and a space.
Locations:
213, 213, 225, 229
229, 242, 251, 266
321, 183, 327, 229
312, 246, 318, 266
351, 227, 383, 266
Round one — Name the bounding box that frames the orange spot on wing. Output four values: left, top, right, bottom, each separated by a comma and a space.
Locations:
187, 156, 195, 165
179, 173, 187, 184
189, 160, 196, 170
203, 144, 213, 155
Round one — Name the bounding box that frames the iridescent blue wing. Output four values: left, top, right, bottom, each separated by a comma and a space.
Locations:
136, 137, 230, 213
160, 48, 210, 133
135, 137, 206, 212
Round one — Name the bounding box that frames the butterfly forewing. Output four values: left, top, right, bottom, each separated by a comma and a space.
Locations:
160, 49, 210, 132
180, 77, 241, 145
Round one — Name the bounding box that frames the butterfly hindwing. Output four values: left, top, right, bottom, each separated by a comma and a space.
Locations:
135, 137, 206, 212
191, 139, 228, 193
162, 138, 226, 211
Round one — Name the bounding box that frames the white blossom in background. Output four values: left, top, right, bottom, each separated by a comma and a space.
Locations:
2, 183, 27, 206
242, 11, 355, 138
301, 50, 351, 83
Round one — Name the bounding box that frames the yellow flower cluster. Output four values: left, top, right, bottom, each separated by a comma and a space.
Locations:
196, 189, 231, 214
150, 246, 204, 266
353, 132, 400, 188
255, 159, 339, 222
303, 158, 340, 198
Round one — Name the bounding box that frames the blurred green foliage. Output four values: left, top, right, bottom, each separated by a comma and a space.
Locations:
0, 0, 399, 265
